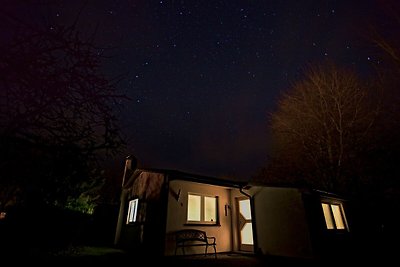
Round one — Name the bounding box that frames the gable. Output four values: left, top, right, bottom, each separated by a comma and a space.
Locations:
129, 171, 165, 200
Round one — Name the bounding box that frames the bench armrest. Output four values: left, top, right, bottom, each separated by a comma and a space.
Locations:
206, 236, 216, 244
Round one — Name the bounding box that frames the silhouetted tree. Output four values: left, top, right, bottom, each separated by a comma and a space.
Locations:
366, 3, 400, 245
0, 15, 127, 212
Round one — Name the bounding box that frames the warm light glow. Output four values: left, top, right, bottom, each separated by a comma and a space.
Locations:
187, 194, 201, 221
187, 194, 218, 224
331, 204, 345, 229
126, 198, 138, 224
204, 196, 216, 222
241, 222, 254, 245
322, 203, 335, 229
322, 202, 348, 230
239, 199, 252, 220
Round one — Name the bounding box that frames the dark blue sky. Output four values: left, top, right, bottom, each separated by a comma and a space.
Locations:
2, 0, 392, 181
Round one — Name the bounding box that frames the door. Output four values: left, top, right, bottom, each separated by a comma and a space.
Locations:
236, 197, 254, 252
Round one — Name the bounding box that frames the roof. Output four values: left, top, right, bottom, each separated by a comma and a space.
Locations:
124, 167, 248, 189
313, 189, 349, 201
120, 157, 348, 200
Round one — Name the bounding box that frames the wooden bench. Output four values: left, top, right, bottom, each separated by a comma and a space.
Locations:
174, 229, 217, 258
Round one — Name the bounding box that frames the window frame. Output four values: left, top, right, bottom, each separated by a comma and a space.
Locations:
126, 198, 139, 224
321, 200, 349, 232
186, 193, 219, 226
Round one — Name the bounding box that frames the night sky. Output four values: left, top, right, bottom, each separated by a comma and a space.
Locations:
2, 0, 390, 181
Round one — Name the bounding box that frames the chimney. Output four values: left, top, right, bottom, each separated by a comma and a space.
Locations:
121, 155, 137, 187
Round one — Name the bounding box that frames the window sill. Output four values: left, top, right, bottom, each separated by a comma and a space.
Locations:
184, 223, 221, 227
325, 229, 349, 234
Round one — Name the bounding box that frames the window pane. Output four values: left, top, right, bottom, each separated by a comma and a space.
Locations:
239, 199, 252, 220
322, 203, 334, 229
204, 196, 217, 222
187, 194, 201, 221
126, 199, 138, 224
241, 223, 254, 245
331, 204, 346, 229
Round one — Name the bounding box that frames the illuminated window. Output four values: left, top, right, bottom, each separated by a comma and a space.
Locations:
321, 202, 348, 231
187, 193, 218, 224
188, 195, 201, 221
126, 198, 139, 224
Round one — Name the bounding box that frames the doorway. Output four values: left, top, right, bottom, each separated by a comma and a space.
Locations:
236, 197, 254, 252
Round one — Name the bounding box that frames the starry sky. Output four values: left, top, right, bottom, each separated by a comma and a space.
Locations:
2, 0, 393, 181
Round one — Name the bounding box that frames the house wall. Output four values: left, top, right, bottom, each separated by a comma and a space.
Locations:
249, 186, 314, 259
165, 180, 237, 256
115, 171, 167, 253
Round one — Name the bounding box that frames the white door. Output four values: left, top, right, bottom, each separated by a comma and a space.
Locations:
236, 197, 254, 252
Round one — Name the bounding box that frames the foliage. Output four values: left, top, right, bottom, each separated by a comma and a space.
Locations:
0, 17, 127, 210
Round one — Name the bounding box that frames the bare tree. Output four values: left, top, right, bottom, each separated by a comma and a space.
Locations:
265, 63, 380, 193
0, 17, 128, 211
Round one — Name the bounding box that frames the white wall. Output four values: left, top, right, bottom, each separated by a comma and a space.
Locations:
164, 180, 235, 255
250, 186, 314, 259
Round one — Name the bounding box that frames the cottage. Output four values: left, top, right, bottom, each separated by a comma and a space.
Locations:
114, 156, 352, 260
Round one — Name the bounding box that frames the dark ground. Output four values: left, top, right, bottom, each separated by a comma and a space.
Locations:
3, 246, 390, 266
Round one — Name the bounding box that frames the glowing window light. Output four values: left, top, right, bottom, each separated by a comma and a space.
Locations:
241, 222, 254, 245
187, 193, 219, 224
187, 194, 201, 221
322, 202, 348, 231
126, 198, 138, 224
331, 204, 345, 229
322, 203, 335, 229
204, 196, 216, 222
239, 199, 252, 220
